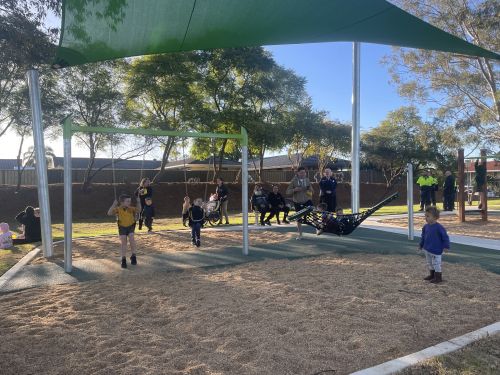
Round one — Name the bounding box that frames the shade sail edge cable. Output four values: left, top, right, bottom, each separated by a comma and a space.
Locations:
179, 0, 197, 52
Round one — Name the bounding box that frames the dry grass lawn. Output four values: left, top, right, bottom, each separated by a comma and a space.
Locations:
399, 333, 500, 375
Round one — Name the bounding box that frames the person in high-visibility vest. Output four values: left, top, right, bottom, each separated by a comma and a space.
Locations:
416, 170, 434, 211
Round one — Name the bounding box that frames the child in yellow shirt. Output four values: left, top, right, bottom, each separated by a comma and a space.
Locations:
108, 194, 141, 268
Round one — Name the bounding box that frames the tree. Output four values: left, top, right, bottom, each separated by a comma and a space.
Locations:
0, 0, 60, 138
305, 119, 351, 174
242, 65, 309, 181
284, 102, 325, 169
23, 145, 56, 168
385, 0, 499, 146
3, 69, 63, 191
193, 47, 275, 178
361, 106, 460, 187
59, 61, 126, 191
123, 53, 199, 182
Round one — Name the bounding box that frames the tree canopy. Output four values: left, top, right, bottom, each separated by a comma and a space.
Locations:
386, 0, 499, 148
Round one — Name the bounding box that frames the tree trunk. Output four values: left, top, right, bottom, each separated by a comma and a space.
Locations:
152, 137, 175, 183
258, 147, 265, 182
82, 135, 97, 192
15, 135, 25, 192
216, 138, 228, 179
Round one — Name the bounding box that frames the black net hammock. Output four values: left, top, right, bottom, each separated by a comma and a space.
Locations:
288, 192, 399, 236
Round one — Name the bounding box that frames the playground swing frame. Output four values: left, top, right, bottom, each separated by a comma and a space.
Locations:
62, 117, 250, 273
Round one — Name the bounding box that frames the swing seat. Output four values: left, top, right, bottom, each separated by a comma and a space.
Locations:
288, 192, 399, 236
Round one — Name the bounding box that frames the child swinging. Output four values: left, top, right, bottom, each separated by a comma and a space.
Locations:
108, 194, 142, 268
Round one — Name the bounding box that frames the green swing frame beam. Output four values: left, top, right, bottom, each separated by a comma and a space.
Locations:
62, 117, 249, 273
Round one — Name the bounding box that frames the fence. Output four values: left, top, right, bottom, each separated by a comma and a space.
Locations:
0, 168, 387, 186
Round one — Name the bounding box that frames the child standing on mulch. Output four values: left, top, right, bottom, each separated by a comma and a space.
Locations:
418, 206, 450, 284
183, 197, 204, 247
108, 194, 141, 269
140, 197, 155, 232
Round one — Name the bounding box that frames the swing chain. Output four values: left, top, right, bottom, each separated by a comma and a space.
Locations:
110, 135, 117, 201
182, 138, 188, 196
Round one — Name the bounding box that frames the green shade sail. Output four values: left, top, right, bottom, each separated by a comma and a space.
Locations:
55, 0, 499, 67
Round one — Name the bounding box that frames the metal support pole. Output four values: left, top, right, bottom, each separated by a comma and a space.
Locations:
407, 163, 414, 240
26, 70, 53, 257
241, 127, 249, 256
63, 118, 73, 272
457, 149, 465, 223
480, 149, 488, 222
351, 42, 361, 213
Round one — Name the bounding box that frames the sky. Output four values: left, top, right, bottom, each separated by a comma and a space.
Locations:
0, 40, 411, 160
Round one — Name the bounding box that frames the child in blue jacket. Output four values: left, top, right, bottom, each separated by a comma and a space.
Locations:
418, 206, 450, 284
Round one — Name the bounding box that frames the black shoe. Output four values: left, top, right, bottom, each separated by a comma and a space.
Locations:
138, 220, 143, 230
130, 254, 137, 265
192, 239, 196, 246
196, 239, 201, 247
225, 221, 229, 225
265, 220, 272, 226
148, 228, 152, 232
418, 208, 424, 212
121, 258, 127, 269
260, 222, 265, 226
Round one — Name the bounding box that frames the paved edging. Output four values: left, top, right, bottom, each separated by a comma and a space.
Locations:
0, 247, 42, 290
361, 223, 500, 251
350, 321, 500, 375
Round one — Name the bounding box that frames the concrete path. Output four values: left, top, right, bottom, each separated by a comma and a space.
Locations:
1, 225, 499, 294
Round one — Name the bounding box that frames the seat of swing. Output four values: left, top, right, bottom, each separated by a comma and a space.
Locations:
288, 192, 399, 236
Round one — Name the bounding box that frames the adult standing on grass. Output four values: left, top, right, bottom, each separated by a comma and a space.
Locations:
215, 177, 229, 225
319, 167, 337, 212
12, 206, 42, 244
442, 171, 456, 211
287, 166, 314, 240
416, 170, 433, 211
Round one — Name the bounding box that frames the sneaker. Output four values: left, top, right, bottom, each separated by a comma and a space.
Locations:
316, 229, 323, 235
265, 221, 272, 226
296, 234, 303, 240
130, 254, 137, 265
225, 221, 229, 225
148, 228, 152, 233
196, 239, 201, 247
192, 239, 196, 246
121, 258, 127, 269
